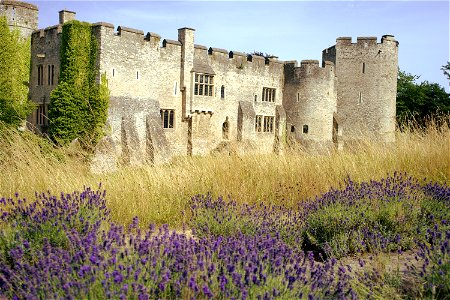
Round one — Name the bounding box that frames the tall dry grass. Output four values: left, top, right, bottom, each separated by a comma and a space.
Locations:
1, 120, 449, 228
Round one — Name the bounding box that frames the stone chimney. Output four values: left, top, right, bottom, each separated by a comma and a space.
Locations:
59, 10, 76, 24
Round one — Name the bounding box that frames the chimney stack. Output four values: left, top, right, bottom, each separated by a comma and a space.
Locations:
59, 10, 76, 24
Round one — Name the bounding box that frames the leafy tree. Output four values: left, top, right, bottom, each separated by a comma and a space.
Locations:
396, 69, 450, 126
442, 62, 450, 81
0, 16, 35, 127
48, 21, 108, 147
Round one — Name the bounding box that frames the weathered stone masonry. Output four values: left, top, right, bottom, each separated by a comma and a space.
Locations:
1, 2, 399, 168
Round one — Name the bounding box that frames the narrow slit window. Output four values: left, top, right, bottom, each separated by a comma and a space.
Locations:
221, 85, 225, 99
112, 69, 115, 77
359, 92, 362, 104
362, 62, 366, 74
174, 81, 177, 95
303, 125, 309, 134
297, 93, 300, 102
255, 115, 262, 132
51, 65, 54, 85
37, 65, 43, 86
136, 71, 139, 80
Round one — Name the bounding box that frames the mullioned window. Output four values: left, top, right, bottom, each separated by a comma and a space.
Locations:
160, 109, 175, 129
262, 87, 276, 102
194, 73, 214, 96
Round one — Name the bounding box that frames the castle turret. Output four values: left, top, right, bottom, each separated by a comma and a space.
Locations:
283, 60, 337, 151
323, 35, 398, 144
0, 0, 38, 38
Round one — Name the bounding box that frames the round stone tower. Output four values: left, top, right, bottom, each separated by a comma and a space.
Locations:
0, 0, 38, 38
283, 60, 337, 151
323, 35, 398, 143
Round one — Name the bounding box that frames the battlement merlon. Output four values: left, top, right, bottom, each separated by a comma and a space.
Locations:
1, 0, 37, 11
163, 39, 182, 47
208, 47, 228, 56
381, 34, 399, 46
194, 44, 207, 50
117, 26, 144, 39
229, 51, 246, 58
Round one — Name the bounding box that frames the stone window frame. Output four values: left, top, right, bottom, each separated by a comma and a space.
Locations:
47, 65, 55, 85
263, 116, 274, 133
194, 73, 214, 97
37, 104, 47, 126
37, 65, 44, 86
255, 115, 263, 132
160, 109, 175, 129
262, 87, 276, 102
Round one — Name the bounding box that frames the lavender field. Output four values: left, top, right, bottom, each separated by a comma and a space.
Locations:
1, 173, 449, 299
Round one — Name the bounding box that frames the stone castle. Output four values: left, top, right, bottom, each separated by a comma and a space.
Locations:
1, 1, 399, 169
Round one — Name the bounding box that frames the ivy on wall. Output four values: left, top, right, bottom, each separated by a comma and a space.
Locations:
49, 20, 109, 147
0, 16, 35, 127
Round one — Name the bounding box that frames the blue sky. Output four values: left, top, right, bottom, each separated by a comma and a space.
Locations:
29, 1, 449, 91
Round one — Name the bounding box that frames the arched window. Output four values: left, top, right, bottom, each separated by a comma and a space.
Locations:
221, 85, 225, 99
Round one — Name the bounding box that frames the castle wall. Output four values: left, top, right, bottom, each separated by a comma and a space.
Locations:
21, 3, 399, 168
92, 23, 188, 159
93, 22, 286, 157
0, 0, 38, 38
284, 60, 337, 151
29, 25, 62, 132
323, 36, 398, 143
192, 48, 285, 154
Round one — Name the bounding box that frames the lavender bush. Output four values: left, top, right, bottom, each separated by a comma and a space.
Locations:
0, 188, 355, 299
0, 172, 448, 299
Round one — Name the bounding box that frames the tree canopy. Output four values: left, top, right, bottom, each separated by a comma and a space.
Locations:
396, 69, 450, 126
0, 16, 35, 127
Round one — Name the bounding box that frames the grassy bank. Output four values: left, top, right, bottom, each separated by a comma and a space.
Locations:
1, 120, 449, 228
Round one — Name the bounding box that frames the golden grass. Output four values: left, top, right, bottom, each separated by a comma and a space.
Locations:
1, 120, 449, 228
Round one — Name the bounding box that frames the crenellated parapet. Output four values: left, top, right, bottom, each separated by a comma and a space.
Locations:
284, 59, 335, 84
335, 35, 399, 48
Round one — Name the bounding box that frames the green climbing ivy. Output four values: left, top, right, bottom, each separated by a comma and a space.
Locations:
49, 20, 109, 147
0, 16, 35, 127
